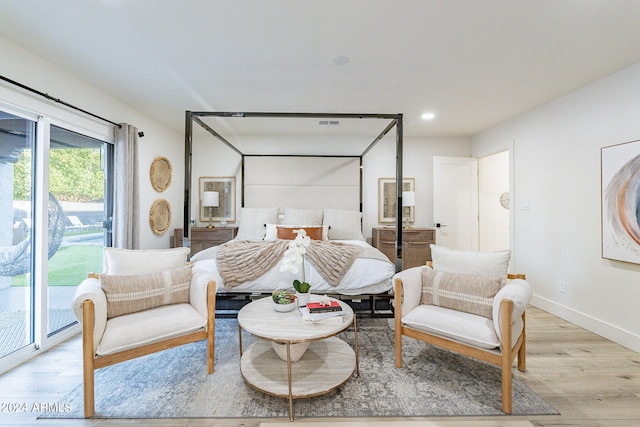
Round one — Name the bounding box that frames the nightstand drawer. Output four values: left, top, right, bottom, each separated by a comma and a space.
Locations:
402, 229, 435, 242
371, 227, 435, 270
173, 227, 238, 255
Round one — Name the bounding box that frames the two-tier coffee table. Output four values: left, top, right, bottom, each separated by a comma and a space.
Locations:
237, 295, 358, 421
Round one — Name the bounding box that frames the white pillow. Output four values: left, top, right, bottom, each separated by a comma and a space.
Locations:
235, 207, 279, 240
103, 247, 190, 275
264, 223, 329, 240
282, 207, 323, 226
323, 209, 365, 241
430, 244, 511, 284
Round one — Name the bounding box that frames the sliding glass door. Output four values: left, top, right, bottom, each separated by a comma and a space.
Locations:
47, 126, 107, 335
0, 111, 36, 358
0, 108, 113, 365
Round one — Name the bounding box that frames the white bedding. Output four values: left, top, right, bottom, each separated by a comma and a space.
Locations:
191, 240, 395, 295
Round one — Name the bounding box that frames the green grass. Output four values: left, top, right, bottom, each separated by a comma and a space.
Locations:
11, 245, 103, 287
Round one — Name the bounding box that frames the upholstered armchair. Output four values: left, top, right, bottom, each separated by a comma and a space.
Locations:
72, 247, 216, 418
393, 245, 532, 414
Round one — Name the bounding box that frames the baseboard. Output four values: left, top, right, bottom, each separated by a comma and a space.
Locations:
531, 294, 640, 353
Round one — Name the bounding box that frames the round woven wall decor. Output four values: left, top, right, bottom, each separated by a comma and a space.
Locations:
149, 198, 171, 235
150, 156, 172, 192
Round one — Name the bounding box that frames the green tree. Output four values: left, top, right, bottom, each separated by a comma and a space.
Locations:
13, 148, 104, 202
13, 150, 32, 200
49, 148, 104, 202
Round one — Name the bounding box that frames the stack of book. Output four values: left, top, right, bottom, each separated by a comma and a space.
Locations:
300, 301, 344, 322
306, 301, 342, 313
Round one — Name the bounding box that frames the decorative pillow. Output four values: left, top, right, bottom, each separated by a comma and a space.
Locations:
235, 207, 279, 240
103, 247, 189, 275
420, 268, 501, 319
282, 207, 323, 226
277, 226, 323, 240
265, 223, 329, 240
101, 265, 192, 318
323, 209, 365, 240
430, 244, 510, 284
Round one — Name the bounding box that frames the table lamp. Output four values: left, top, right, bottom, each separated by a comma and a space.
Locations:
402, 191, 415, 229
202, 190, 219, 228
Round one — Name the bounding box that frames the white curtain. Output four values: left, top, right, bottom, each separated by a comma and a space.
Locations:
113, 123, 139, 249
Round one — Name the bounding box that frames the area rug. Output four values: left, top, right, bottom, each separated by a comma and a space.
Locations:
43, 317, 557, 419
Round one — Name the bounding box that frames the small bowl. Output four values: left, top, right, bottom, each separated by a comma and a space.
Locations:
272, 300, 297, 312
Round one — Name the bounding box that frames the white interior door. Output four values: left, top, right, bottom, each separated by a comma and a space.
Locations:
478, 150, 510, 252
433, 156, 478, 250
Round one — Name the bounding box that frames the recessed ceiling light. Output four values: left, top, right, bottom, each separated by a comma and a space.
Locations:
421, 112, 436, 120
334, 56, 350, 65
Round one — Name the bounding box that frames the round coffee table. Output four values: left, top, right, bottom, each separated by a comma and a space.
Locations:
237, 295, 358, 421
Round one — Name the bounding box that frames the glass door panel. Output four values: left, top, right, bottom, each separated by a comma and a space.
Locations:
0, 111, 36, 358
47, 126, 106, 335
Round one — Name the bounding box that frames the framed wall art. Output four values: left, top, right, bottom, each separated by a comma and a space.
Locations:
601, 139, 640, 264
378, 177, 415, 223
199, 176, 236, 224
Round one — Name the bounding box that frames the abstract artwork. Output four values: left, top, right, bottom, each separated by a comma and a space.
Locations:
601, 140, 640, 264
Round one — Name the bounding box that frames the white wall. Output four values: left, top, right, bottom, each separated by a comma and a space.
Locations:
472, 62, 640, 352
0, 35, 183, 249
363, 135, 471, 240
191, 132, 471, 240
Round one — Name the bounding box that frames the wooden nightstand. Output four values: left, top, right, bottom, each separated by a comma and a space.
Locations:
371, 227, 436, 270
173, 227, 238, 255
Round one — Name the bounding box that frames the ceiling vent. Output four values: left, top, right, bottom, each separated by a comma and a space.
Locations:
318, 120, 340, 126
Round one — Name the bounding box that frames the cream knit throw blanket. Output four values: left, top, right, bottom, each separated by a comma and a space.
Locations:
216, 240, 367, 289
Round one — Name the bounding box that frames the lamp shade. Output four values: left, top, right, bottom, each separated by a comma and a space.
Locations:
202, 191, 219, 208
402, 191, 416, 207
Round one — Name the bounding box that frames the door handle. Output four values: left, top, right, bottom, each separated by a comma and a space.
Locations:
434, 223, 447, 228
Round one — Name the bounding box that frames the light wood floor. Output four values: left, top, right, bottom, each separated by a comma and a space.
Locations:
1, 306, 639, 426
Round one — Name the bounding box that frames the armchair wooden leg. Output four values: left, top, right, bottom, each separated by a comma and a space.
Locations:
393, 279, 403, 368
395, 325, 403, 368
82, 300, 96, 418
501, 360, 512, 414
517, 311, 527, 372
206, 281, 216, 374
500, 299, 514, 414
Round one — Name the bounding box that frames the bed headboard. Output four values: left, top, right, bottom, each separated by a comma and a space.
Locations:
243, 156, 361, 211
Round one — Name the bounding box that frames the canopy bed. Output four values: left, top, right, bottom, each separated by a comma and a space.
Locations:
183, 111, 408, 312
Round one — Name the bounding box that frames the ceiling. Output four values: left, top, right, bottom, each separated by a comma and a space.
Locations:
1, 1, 640, 138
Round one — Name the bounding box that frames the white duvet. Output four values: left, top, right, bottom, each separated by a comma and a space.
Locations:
191, 240, 395, 295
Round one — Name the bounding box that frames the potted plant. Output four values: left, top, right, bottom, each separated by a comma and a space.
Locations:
280, 229, 312, 307
271, 290, 297, 312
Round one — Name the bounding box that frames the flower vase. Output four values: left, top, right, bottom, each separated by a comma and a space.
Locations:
296, 292, 311, 308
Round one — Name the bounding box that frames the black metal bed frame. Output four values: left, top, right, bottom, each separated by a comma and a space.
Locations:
183, 111, 405, 316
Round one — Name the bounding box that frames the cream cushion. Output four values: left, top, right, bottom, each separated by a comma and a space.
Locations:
236, 207, 279, 240
283, 207, 324, 226
430, 244, 510, 284
323, 209, 365, 240
103, 247, 189, 275
96, 303, 207, 356
420, 268, 502, 319
100, 266, 192, 318
402, 304, 500, 349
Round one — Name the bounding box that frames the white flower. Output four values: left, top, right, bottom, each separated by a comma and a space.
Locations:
279, 229, 311, 282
